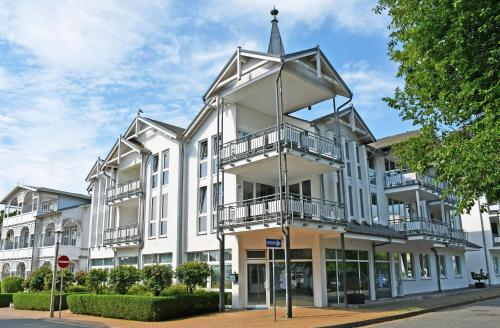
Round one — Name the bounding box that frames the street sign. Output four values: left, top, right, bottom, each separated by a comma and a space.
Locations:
57, 255, 70, 269
266, 239, 282, 248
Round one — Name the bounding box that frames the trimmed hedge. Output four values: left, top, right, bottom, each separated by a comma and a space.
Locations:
1, 277, 24, 293
13, 292, 68, 311
0, 293, 13, 307
67, 292, 219, 321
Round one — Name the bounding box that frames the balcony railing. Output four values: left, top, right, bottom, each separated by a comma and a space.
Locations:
106, 177, 143, 202
493, 236, 500, 245
389, 217, 451, 239
103, 224, 140, 245
219, 193, 345, 229
220, 123, 342, 166
449, 229, 468, 241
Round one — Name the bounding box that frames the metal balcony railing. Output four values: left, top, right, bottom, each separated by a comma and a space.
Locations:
449, 229, 468, 241
389, 217, 467, 240
103, 224, 140, 245
220, 123, 342, 166
106, 177, 143, 202
493, 236, 500, 245
219, 193, 346, 229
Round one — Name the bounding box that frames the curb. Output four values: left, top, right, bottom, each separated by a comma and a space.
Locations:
320, 294, 500, 328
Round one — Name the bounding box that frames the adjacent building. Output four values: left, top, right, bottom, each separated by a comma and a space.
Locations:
0, 185, 90, 278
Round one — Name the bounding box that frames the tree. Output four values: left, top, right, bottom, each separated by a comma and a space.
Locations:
86, 269, 108, 294
24, 265, 52, 292
109, 265, 141, 295
142, 264, 174, 296
44, 269, 74, 291
74, 271, 88, 286
375, 0, 499, 211
175, 262, 211, 293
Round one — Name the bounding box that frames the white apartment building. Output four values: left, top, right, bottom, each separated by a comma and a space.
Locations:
0, 185, 90, 278
85, 9, 479, 310
462, 200, 500, 285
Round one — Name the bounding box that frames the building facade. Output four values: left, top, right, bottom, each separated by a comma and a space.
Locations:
0, 185, 90, 278
84, 10, 478, 309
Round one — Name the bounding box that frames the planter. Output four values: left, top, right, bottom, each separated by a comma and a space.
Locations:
347, 293, 365, 304
474, 282, 486, 288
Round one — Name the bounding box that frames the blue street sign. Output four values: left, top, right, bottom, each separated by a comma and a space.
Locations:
266, 239, 282, 248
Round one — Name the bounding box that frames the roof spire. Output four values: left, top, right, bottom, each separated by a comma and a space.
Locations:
268, 6, 285, 56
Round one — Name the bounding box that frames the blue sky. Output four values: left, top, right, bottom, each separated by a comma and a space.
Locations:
0, 0, 416, 197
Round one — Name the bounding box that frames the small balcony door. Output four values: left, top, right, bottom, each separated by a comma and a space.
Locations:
247, 262, 267, 307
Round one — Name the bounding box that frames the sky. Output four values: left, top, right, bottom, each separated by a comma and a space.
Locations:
0, 0, 416, 197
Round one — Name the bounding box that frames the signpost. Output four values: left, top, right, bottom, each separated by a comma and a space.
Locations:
266, 239, 282, 322
57, 255, 70, 318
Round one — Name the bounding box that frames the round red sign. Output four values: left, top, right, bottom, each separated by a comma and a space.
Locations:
58, 255, 70, 269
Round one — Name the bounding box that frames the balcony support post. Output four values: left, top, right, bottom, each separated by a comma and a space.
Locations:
415, 190, 422, 218
215, 96, 225, 312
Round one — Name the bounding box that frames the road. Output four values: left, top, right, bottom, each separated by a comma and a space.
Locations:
0, 319, 100, 328
367, 297, 500, 328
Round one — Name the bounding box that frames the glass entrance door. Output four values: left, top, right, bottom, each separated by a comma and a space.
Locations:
247, 263, 266, 306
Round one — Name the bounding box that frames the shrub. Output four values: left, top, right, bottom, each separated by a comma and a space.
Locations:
74, 271, 88, 286
66, 285, 90, 293
44, 269, 75, 291
160, 283, 188, 296
1, 277, 24, 293
13, 292, 68, 311
86, 269, 108, 294
175, 262, 211, 293
25, 266, 52, 292
109, 266, 141, 295
0, 294, 13, 307
127, 284, 152, 296
142, 264, 174, 296
67, 292, 219, 321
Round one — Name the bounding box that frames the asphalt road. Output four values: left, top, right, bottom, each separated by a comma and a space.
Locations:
0, 319, 100, 328
367, 297, 500, 328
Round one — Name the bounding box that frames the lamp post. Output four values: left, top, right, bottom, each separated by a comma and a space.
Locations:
49, 229, 61, 318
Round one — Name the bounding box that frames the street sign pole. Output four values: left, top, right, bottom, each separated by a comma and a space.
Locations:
49, 231, 61, 318
58, 269, 64, 318
266, 238, 281, 322
272, 247, 276, 322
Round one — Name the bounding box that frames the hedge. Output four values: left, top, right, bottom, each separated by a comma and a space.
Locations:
1, 277, 24, 293
67, 292, 219, 321
13, 292, 68, 311
0, 294, 13, 307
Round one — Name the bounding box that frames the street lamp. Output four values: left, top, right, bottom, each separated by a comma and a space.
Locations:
49, 229, 62, 318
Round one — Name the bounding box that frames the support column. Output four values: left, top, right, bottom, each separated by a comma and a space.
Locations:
312, 234, 324, 307
416, 190, 422, 217
341, 233, 347, 308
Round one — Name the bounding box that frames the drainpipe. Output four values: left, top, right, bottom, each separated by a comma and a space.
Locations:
477, 199, 492, 286
176, 139, 185, 268
431, 248, 442, 292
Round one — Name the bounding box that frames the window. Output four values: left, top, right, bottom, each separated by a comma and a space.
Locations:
160, 194, 168, 236
359, 189, 364, 218
336, 172, 342, 203
199, 140, 208, 178
186, 249, 232, 290
344, 141, 350, 160
384, 158, 396, 172
119, 256, 138, 266
143, 253, 172, 266
62, 226, 77, 246
356, 146, 362, 179
198, 186, 207, 233
211, 134, 220, 175
400, 253, 414, 279
91, 258, 113, 267
438, 255, 447, 278
420, 254, 431, 278
491, 222, 499, 236
348, 186, 353, 216
212, 182, 221, 231
162, 150, 169, 185
493, 256, 499, 275
149, 196, 157, 237
347, 162, 352, 177
151, 154, 159, 188
371, 193, 379, 221
452, 256, 462, 276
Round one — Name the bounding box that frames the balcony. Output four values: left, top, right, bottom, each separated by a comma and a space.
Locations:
449, 228, 468, 242
219, 193, 346, 233
106, 177, 143, 203
103, 224, 140, 246
489, 203, 499, 215
219, 123, 342, 181
384, 170, 456, 203
493, 236, 500, 246
389, 217, 450, 239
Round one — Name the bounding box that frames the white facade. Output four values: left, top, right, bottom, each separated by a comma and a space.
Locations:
0, 185, 90, 278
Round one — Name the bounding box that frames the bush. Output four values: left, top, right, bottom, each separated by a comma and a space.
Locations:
1, 277, 24, 293
0, 294, 13, 307
67, 292, 219, 321
142, 264, 174, 296
160, 283, 188, 296
66, 285, 90, 293
109, 266, 141, 295
86, 269, 108, 294
24, 266, 52, 292
127, 284, 152, 296
45, 269, 75, 291
74, 271, 88, 286
175, 262, 211, 293
13, 292, 68, 311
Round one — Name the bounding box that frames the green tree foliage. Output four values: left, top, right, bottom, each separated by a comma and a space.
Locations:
142, 264, 174, 296
74, 271, 88, 286
109, 266, 141, 295
175, 262, 211, 293
375, 0, 499, 211
44, 269, 75, 291
24, 265, 52, 292
86, 269, 108, 294
1, 276, 24, 293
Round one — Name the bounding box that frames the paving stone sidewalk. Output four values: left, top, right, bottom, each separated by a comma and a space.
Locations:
0, 287, 499, 328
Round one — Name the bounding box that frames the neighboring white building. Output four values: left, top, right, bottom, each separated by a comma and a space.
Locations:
462, 200, 500, 285
0, 185, 90, 278
85, 9, 479, 309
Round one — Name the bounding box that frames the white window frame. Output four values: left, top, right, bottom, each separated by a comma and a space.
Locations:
199, 140, 208, 179
160, 193, 168, 237
149, 196, 158, 238
438, 255, 447, 278
400, 253, 415, 279
452, 255, 462, 277
211, 182, 221, 232
151, 154, 159, 189
419, 254, 431, 278
198, 186, 208, 234
161, 150, 170, 186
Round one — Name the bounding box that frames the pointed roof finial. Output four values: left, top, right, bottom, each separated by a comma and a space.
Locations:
137, 108, 143, 116
268, 6, 285, 56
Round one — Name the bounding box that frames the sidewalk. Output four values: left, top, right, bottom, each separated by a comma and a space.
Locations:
1, 287, 499, 328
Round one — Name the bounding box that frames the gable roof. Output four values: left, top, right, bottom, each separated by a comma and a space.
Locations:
1, 184, 89, 205
141, 117, 185, 136
368, 130, 420, 150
